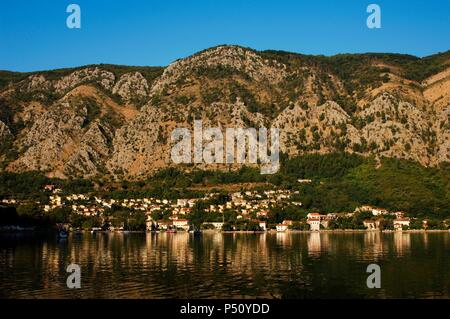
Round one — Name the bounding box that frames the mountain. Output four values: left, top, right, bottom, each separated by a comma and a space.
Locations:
0, 45, 449, 180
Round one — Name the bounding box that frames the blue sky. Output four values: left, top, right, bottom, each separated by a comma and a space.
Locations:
0, 0, 449, 72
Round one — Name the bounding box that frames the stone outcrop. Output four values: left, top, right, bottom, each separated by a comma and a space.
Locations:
0, 45, 448, 179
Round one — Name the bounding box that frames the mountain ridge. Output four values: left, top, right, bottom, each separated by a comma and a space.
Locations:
0, 45, 449, 180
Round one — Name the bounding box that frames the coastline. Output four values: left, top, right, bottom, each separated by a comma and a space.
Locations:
2, 228, 449, 234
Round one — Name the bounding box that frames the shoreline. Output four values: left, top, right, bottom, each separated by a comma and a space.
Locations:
2, 229, 449, 234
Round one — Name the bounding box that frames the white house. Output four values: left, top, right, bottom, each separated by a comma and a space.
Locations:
173, 219, 190, 231
307, 213, 321, 219
363, 220, 377, 230
276, 224, 288, 232
258, 221, 267, 231
394, 218, 410, 231
307, 219, 321, 231
177, 199, 188, 207
209, 222, 224, 230
307, 213, 321, 231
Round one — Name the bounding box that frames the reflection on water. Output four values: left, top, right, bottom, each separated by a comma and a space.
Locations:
0, 232, 449, 299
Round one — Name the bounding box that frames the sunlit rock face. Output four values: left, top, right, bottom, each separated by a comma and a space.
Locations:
0, 45, 449, 179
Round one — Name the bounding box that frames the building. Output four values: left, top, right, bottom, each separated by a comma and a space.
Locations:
146, 221, 155, 231
256, 210, 269, 218
276, 224, 288, 232
395, 211, 406, 218
156, 221, 171, 230
202, 222, 224, 230
306, 213, 321, 219
177, 199, 189, 207
363, 219, 377, 230
179, 207, 191, 215
307, 213, 321, 231
394, 218, 410, 231
258, 221, 267, 231
307, 218, 321, 231
44, 184, 55, 191
172, 219, 190, 231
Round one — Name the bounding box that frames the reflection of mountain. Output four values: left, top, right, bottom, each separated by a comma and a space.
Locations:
1, 232, 449, 298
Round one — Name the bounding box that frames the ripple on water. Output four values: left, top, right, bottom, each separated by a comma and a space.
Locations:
0, 232, 449, 298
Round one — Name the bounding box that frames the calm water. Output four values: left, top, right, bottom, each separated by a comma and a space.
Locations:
0, 232, 449, 299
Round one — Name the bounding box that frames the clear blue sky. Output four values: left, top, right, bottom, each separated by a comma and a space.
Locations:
0, 0, 449, 72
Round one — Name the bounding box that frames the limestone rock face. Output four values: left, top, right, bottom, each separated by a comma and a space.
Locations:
54, 67, 116, 94
21, 74, 52, 92
435, 105, 450, 164
112, 72, 149, 102
8, 99, 86, 175
0, 46, 449, 179
0, 120, 12, 150
151, 45, 288, 95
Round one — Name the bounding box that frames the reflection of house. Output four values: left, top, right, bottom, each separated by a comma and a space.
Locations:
394, 232, 411, 254
276, 224, 288, 232
307, 232, 321, 255
363, 220, 377, 230
307, 213, 321, 231
394, 218, 410, 231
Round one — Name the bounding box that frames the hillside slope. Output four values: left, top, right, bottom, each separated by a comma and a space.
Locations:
0, 46, 449, 179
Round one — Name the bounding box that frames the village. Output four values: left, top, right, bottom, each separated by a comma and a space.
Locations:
0, 181, 437, 233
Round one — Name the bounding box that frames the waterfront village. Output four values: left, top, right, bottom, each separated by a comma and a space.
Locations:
2, 178, 446, 233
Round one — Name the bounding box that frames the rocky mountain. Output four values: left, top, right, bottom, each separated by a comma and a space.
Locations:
0, 45, 449, 180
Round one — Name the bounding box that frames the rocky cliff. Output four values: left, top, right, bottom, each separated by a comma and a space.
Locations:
0, 45, 448, 179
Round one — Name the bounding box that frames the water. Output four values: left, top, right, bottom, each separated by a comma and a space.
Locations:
0, 232, 449, 299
